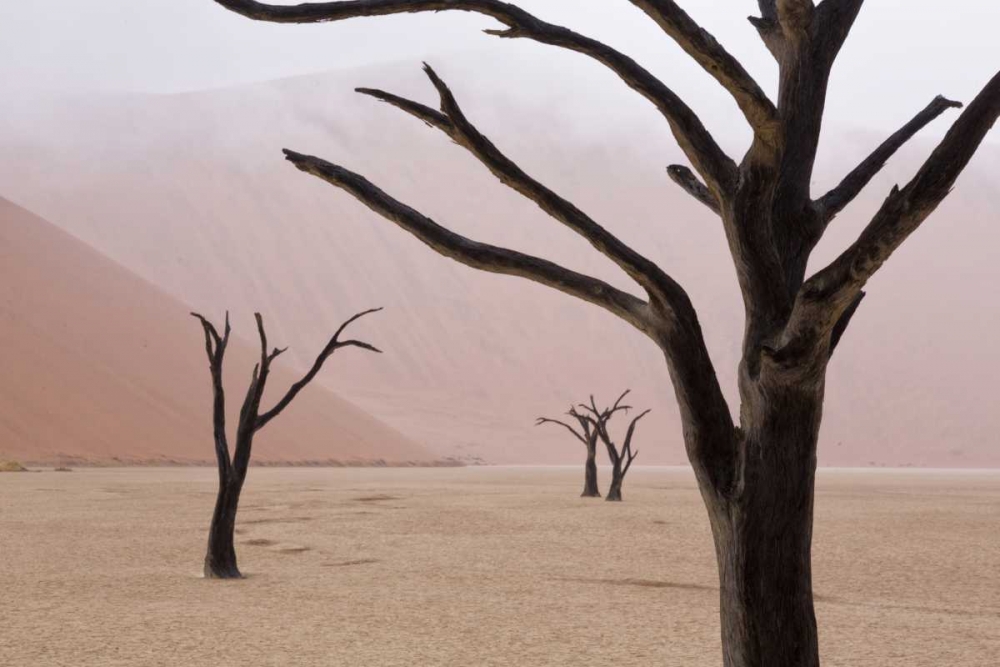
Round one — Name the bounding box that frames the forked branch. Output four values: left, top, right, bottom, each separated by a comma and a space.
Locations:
620, 408, 652, 476
814, 71, 1000, 302
192, 311, 232, 475
256, 308, 384, 430
817, 95, 964, 223
357, 64, 688, 310
578, 390, 633, 425
778, 71, 1000, 369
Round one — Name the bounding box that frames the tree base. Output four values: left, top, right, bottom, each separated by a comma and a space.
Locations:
204, 556, 242, 580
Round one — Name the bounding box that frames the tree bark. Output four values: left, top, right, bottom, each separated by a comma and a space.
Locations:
582, 445, 601, 498
605, 465, 624, 502
708, 378, 824, 667
204, 476, 245, 579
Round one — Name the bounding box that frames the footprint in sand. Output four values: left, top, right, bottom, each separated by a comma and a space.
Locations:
243, 538, 277, 547
352, 494, 400, 503
323, 558, 379, 568
242, 538, 312, 554
277, 546, 311, 555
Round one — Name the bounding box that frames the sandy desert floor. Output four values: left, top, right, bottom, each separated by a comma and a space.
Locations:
1, 467, 997, 666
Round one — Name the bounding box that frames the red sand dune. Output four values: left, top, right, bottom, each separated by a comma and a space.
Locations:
2, 59, 998, 466
0, 197, 430, 465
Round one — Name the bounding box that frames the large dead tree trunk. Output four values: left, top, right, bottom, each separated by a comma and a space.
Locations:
211, 1, 1000, 662
192, 308, 382, 579
537, 392, 631, 498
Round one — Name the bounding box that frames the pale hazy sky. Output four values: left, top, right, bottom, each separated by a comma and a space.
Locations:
2, 1, 998, 133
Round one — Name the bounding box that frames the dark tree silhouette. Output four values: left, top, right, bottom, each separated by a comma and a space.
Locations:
580, 396, 651, 502
536, 391, 631, 498
211, 1, 1000, 663
192, 308, 382, 579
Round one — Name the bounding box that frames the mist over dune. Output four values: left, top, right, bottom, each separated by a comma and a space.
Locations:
2, 56, 997, 466
0, 197, 430, 466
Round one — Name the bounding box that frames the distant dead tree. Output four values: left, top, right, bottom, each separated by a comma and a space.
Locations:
536, 391, 631, 498
213, 1, 1000, 663
580, 395, 651, 502
191, 308, 381, 579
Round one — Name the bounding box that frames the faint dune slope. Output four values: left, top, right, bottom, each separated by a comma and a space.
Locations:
0, 197, 430, 465
1, 58, 997, 466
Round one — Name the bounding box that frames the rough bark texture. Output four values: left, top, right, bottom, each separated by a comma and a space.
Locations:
582, 450, 600, 498
211, 0, 1000, 662
192, 309, 382, 578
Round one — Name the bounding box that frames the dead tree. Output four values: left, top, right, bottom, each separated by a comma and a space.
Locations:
580, 396, 651, 502
212, 1, 1000, 663
536, 392, 631, 498
192, 308, 382, 579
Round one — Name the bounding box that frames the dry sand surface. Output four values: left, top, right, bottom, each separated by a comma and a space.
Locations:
2, 467, 997, 666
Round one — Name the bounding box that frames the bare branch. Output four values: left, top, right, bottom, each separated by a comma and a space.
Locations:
608, 390, 631, 418
191, 312, 231, 476
667, 165, 720, 215
281, 149, 655, 334
535, 417, 586, 445
779, 71, 1000, 367
817, 95, 963, 223
256, 307, 385, 431
237, 363, 262, 432
191, 312, 222, 358
814, 0, 866, 62
821, 70, 999, 295
628, 1, 777, 134
577, 396, 601, 422
356, 87, 452, 131
577, 391, 631, 426
358, 65, 688, 309
621, 408, 651, 476
254, 312, 270, 371
329, 307, 385, 348
211, 0, 737, 193
624, 409, 652, 447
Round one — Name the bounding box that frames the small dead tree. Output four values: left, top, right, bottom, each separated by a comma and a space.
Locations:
212, 1, 1000, 663
537, 392, 631, 498
191, 308, 382, 579
580, 395, 651, 502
